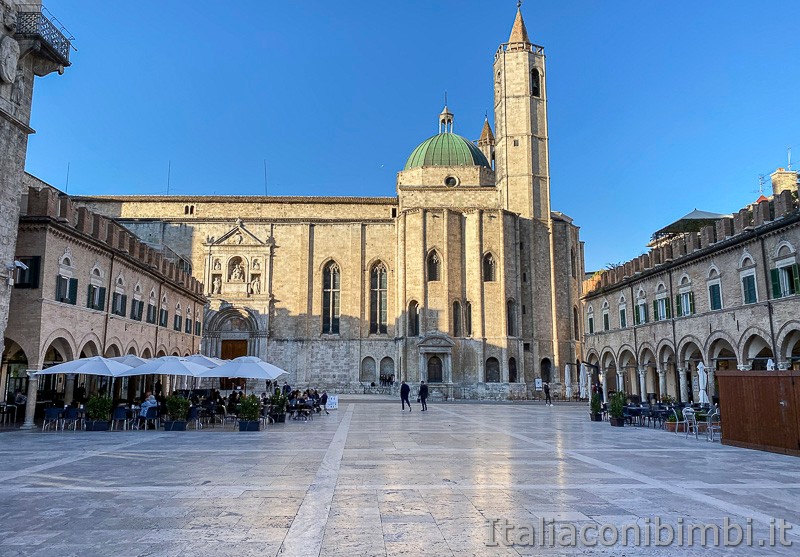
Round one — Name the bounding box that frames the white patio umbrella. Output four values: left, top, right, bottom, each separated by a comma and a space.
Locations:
32, 356, 133, 377
110, 354, 149, 368
195, 356, 288, 381
564, 364, 573, 399
185, 354, 225, 368
696, 363, 710, 404
113, 356, 209, 378
579, 363, 588, 399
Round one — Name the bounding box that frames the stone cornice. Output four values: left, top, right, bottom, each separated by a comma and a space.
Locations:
73, 195, 399, 205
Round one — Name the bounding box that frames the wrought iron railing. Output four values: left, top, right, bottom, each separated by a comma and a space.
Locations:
16, 10, 71, 65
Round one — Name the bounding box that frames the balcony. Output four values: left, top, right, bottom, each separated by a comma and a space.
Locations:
15, 9, 72, 67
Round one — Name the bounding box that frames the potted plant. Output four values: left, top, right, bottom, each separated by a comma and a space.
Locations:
665, 408, 684, 432
589, 393, 602, 421
608, 391, 626, 427
85, 395, 113, 431
661, 394, 676, 406
238, 394, 262, 431
164, 395, 190, 431
269, 390, 288, 423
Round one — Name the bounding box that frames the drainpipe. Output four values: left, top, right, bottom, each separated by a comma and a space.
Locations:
630, 283, 638, 394
668, 267, 678, 400
102, 253, 115, 396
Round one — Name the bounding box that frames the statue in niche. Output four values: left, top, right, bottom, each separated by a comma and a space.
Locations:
212, 276, 221, 294
213, 259, 221, 270
252, 259, 260, 270
230, 264, 244, 282
250, 277, 261, 294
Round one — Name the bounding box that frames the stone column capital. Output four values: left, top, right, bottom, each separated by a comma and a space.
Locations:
737, 364, 752, 371
777, 361, 790, 371
657, 369, 666, 377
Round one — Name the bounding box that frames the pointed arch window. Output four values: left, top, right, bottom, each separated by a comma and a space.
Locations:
453, 300, 462, 337
408, 301, 420, 337
427, 250, 441, 282
507, 299, 517, 337
530, 68, 541, 97
464, 301, 473, 336
570, 248, 576, 279
369, 262, 388, 334
483, 253, 496, 282
573, 306, 579, 339
322, 262, 341, 334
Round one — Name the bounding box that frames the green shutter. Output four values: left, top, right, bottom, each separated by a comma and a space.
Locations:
98, 288, 106, 311
87, 285, 93, 308
770, 268, 782, 298
121, 295, 127, 315
634, 306, 639, 326
68, 279, 78, 304
793, 264, 800, 295
675, 295, 682, 318
688, 292, 695, 314
644, 305, 649, 323
55, 275, 63, 301
653, 300, 658, 321
665, 298, 671, 319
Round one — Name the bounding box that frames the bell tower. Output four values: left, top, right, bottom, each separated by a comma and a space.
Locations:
494, 3, 558, 382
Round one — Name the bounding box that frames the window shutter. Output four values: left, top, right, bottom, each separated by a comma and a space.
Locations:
688, 292, 695, 314
644, 305, 649, 323
29, 257, 40, 288
770, 268, 781, 299
121, 295, 127, 315
112, 293, 118, 313
793, 264, 800, 295
652, 301, 657, 321
55, 275, 63, 301
68, 278, 78, 304
87, 285, 93, 308
665, 298, 671, 319
98, 288, 106, 311
634, 307, 639, 326
675, 295, 682, 317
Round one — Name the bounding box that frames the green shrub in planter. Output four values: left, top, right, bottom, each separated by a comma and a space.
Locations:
238, 395, 261, 421
86, 395, 113, 421
589, 393, 602, 421
165, 396, 190, 421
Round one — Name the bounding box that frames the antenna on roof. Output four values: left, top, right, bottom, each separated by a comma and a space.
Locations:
757, 174, 766, 195
64, 162, 70, 194
788, 146, 793, 171
166, 160, 172, 195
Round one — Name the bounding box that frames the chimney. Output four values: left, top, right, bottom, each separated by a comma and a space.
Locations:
771, 168, 798, 196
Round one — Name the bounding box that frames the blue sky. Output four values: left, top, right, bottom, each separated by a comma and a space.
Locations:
27, 1, 800, 271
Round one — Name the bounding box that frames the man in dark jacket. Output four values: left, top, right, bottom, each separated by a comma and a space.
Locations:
319, 391, 329, 415
400, 381, 411, 412
544, 382, 552, 406
419, 381, 429, 411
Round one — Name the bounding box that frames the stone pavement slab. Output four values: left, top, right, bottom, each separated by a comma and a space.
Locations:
0, 401, 797, 556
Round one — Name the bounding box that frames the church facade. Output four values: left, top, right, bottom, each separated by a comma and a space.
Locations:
76, 9, 584, 399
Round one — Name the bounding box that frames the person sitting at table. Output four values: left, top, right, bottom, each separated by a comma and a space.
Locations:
137, 393, 158, 427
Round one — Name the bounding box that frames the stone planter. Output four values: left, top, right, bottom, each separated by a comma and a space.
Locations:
609, 417, 625, 427
84, 420, 109, 431
665, 421, 686, 433
239, 420, 261, 432
164, 420, 187, 431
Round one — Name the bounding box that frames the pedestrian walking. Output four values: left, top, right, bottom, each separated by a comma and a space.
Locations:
320, 391, 329, 414
544, 382, 552, 406
419, 380, 429, 411
400, 381, 412, 411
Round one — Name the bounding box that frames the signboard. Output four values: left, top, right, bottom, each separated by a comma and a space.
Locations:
326, 395, 339, 410
534, 378, 543, 391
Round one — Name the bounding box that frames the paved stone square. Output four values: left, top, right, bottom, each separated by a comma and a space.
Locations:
0, 399, 797, 556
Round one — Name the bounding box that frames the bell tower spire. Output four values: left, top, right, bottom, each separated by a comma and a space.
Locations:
438, 92, 454, 133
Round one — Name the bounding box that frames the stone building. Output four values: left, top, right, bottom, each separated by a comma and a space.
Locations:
76, 8, 584, 399
0, 1, 70, 395
2, 177, 206, 426
583, 168, 800, 404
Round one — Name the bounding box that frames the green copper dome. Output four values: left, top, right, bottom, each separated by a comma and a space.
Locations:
404, 132, 490, 170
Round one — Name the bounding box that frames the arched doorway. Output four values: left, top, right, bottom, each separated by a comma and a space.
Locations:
427, 356, 443, 383
2, 339, 28, 405
540, 358, 552, 383
380, 357, 395, 385
360, 357, 376, 383
508, 357, 517, 383
485, 357, 500, 383
43, 337, 75, 403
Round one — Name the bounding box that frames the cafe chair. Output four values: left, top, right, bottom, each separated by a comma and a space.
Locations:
63, 407, 82, 431
111, 407, 129, 431
42, 407, 62, 431
683, 407, 700, 440
706, 410, 722, 442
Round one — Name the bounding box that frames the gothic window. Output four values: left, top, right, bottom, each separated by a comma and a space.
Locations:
772, 242, 799, 299
483, 253, 496, 282
369, 262, 388, 334
464, 301, 473, 336
146, 291, 157, 324
602, 300, 610, 331
506, 300, 517, 337
573, 306, 579, 339
173, 302, 183, 331
485, 357, 500, 383
427, 250, 441, 282
654, 283, 670, 321
87, 268, 105, 311
111, 276, 127, 317
570, 248, 576, 279
322, 261, 341, 334
159, 295, 169, 327
530, 68, 541, 97
587, 306, 594, 334
452, 300, 462, 337
707, 267, 723, 310
408, 301, 420, 337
